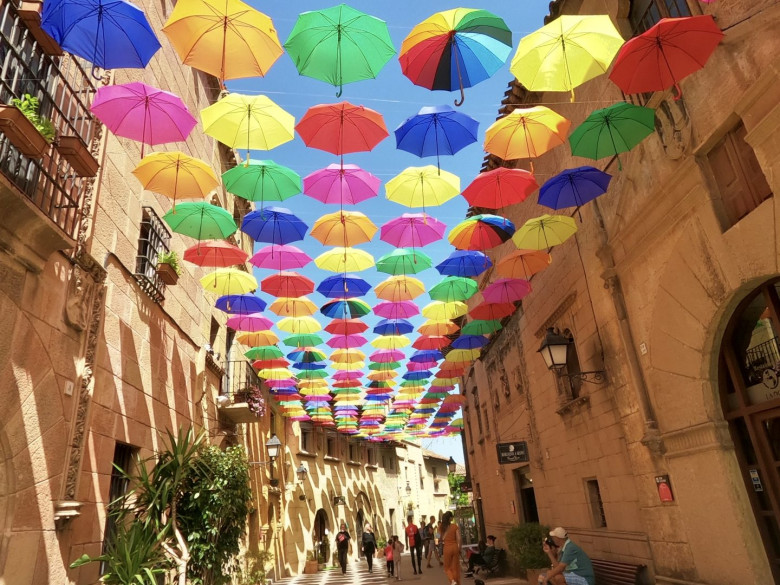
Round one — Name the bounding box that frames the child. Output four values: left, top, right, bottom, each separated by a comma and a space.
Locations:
385, 538, 395, 577
393, 535, 405, 581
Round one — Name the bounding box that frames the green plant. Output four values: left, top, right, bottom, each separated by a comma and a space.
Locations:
448, 472, 470, 507
239, 549, 273, 585
11, 93, 55, 142
505, 522, 551, 569
157, 250, 182, 275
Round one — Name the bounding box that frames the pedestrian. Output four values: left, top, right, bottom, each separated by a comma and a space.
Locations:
385, 537, 395, 576
424, 515, 442, 567
441, 511, 462, 585
539, 527, 595, 585
393, 535, 405, 581
361, 522, 378, 573
335, 521, 351, 575
404, 515, 423, 574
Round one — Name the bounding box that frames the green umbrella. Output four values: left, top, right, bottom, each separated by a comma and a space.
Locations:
284, 333, 324, 347
376, 248, 432, 275
368, 361, 401, 371
245, 346, 284, 360
296, 369, 328, 379
162, 202, 237, 240
568, 102, 655, 170
462, 320, 503, 335
222, 160, 302, 207
429, 276, 478, 302
284, 4, 395, 96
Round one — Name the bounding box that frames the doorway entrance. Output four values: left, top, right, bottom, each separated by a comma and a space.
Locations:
313, 509, 330, 565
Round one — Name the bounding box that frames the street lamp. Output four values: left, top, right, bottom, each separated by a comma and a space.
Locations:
537, 327, 606, 384
297, 463, 308, 501
447, 457, 457, 474
266, 434, 281, 486
405, 481, 412, 496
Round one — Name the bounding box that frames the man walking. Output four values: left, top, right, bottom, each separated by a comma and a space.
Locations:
404, 515, 423, 575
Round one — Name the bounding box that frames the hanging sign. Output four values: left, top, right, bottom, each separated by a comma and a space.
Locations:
496, 441, 529, 464
655, 475, 674, 502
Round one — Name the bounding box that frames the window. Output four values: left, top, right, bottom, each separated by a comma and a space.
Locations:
367, 448, 376, 466
483, 401, 491, 435
349, 442, 359, 462
101, 442, 136, 575
269, 410, 277, 437
434, 478, 441, 492
585, 479, 607, 528
558, 329, 583, 401
326, 434, 337, 458
134, 206, 171, 303
708, 122, 773, 229
473, 389, 483, 436
209, 318, 219, 350
419, 464, 424, 489
300, 424, 313, 453
630, 0, 692, 34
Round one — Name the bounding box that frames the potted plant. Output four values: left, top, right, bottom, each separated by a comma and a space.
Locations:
376, 538, 386, 558
56, 134, 99, 177
234, 386, 266, 418
17, 2, 63, 56
156, 251, 182, 285
0, 93, 55, 158
505, 522, 551, 583
303, 550, 319, 574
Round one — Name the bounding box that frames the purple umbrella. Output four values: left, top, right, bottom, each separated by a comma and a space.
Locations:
380, 213, 446, 248
303, 163, 380, 206
90, 82, 197, 155
373, 300, 420, 319
250, 244, 312, 271
538, 166, 612, 219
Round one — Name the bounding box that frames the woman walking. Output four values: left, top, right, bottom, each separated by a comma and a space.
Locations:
441, 511, 462, 585
335, 521, 351, 575
361, 522, 378, 573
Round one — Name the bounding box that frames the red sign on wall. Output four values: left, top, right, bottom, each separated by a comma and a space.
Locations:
655, 475, 674, 502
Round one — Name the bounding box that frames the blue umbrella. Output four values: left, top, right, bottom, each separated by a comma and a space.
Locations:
293, 362, 328, 370
42, 0, 161, 70
241, 206, 308, 244
374, 319, 414, 336
436, 250, 492, 277
410, 350, 443, 363
317, 274, 372, 298
215, 294, 266, 314
451, 335, 489, 349
538, 166, 612, 218
395, 105, 479, 170
403, 370, 432, 380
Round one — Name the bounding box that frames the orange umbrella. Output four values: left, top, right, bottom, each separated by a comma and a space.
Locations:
484, 106, 571, 168
375, 276, 426, 302
496, 249, 552, 280
310, 211, 378, 246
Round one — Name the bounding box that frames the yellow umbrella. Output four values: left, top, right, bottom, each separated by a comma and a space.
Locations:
446, 348, 481, 362
432, 377, 460, 386
314, 247, 375, 272
331, 361, 366, 371
512, 214, 578, 250
277, 316, 322, 334
484, 107, 571, 166
237, 330, 279, 346
310, 211, 377, 247
374, 275, 426, 302
201, 94, 294, 160
268, 296, 318, 317
257, 368, 295, 380
371, 335, 410, 349
367, 371, 397, 381
200, 268, 257, 295
418, 319, 459, 336
330, 349, 366, 363
132, 152, 218, 209
162, 0, 283, 82
511, 15, 624, 101
422, 301, 468, 320
385, 165, 460, 210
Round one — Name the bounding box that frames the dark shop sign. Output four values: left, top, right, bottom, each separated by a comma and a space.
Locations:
496, 441, 530, 464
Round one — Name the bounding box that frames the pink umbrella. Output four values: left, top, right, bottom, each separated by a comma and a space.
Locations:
370, 349, 405, 362
303, 163, 380, 205
374, 300, 420, 319
226, 313, 274, 331
482, 278, 532, 304
266, 378, 299, 387
327, 334, 368, 348
380, 213, 446, 248
333, 371, 363, 381
90, 82, 197, 155
408, 361, 437, 371
250, 244, 312, 270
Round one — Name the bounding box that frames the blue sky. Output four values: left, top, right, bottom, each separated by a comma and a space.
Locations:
228, 1, 552, 463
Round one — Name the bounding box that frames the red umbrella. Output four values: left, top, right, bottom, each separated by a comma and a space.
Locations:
183, 240, 248, 267
261, 271, 314, 297
325, 319, 369, 335
332, 380, 362, 388
469, 301, 516, 320
252, 358, 290, 369
413, 336, 450, 350
295, 101, 388, 155
436, 367, 464, 378
462, 168, 538, 210
482, 278, 532, 304
609, 15, 723, 98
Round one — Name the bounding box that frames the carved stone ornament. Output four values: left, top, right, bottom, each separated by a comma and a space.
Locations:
654, 95, 692, 161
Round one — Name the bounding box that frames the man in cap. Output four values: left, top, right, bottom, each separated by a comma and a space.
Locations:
538, 527, 594, 585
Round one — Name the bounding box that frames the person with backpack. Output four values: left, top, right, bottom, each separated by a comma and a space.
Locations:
335, 521, 351, 575
404, 515, 423, 574
361, 522, 378, 573
424, 515, 442, 567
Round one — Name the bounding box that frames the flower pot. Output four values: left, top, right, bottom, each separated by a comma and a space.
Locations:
57, 135, 99, 177
16, 2, 64, 56
156, 263, 179, 285
303, 560, 319, 574
0, 105, 49, 158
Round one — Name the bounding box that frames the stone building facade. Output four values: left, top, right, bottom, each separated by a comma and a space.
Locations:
461, 1, 780, 584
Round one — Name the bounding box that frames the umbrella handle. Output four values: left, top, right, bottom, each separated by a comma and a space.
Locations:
454, 84, 465, 107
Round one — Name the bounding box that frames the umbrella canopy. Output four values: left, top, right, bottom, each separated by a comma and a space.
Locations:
278, 316, 322, 335
133, 152, 218, 207
288, 347, 327, 362
461, 319, 501, 336
317, 274, 372, 298
200, 268, 258, 296
296, 102, 388, 155
370, 349, 405, 362
512, 214, 578, 250
462, 167, 539, 209
331, 348, 366, 363
250, 244, 311, 271
371, 335, 410, 349
375, 276, 426, 302
422, 301, 467, 320
399, 8, 512, 105
325, 319, 369, 335
380, 213, 446, 249
413, 335, 449, 350
162, 0, 282, 81
609, 15, 723, 98
496, 249, 551, 280
448, 214, 516, 250
568, 102, 655, 168
386, 166, 460, 210
511, 15, 624, 99
320, 298, 372, 319
216, 294, 266, 314
451, 335, 488, 350
241, 207, 308, 245
327, 334, 368, 349
284, 4, 395, 96
374, 301, 420, 319
261, 271, 315, 298
91, 83, 196, 151
163, 203, 237, 240
469, 301, 516, 320
225, 313, 273, 332
374, 319, 414, 336
538, 166, 612, 213
395, 105, 479, 169
418, 319, 459, 336
484, 106, 571, 162
42, 0, 160, 69
314, 247, 375, 272
246, 345, 284, 360
310, 211, 377, 246
376, 248, 433, 276
284, 334, 325, 348
435, 250, 492, 277
483, 278, 532, 304
303, 164, 380, 206
268, 296, 318, 317
183, 241, 248, 268
429, 276, 478, 302
222, 160, 302, 206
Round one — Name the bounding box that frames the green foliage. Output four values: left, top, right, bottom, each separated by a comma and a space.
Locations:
11, 93, 55, 142
505, 522, 551, 569
157, 250, 183, 275
177, 444, 252, 585
238, 549, 273, 585
448, 472, 470, 507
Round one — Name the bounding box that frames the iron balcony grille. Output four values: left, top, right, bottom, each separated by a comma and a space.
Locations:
221, 360, 267, 418
134, 206, 170, 303
0, 2, 100, 239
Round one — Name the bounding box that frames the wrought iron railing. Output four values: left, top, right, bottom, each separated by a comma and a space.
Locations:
0, 2, 100, 239
134, 207, 170, 303
221, 359, 266, 416
745, 336, 780, 384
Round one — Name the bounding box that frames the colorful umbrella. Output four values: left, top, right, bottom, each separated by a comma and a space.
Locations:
380, 213, 446, 249
314, 247, 375, 273
278, 316, 322, 335
418, 320, 459, 336
399, 8, 512, 105
327, 334, 368, 349
320, 298, 372, 319
222, 160, 302, 207
448, 214, 516, 250
133, 152, 218, 207
241, 207, 308, 245
482, 278, 532, 304
461, 319, 502, 336
310, 211, 377, 247
375, 276, 426, 302
374, 319, 414, 336
200, 268, 257, 296
450, 334, 488, 350
462, 167, 538, 210
495, 249, 551, 280
325, 319, 369, 335
484, 106, 571, 164
296, 102, 388, 156
261, 271, 315, 298
609, 15, 723, 98
183, 241, 248, 268
331, 348, 366, 363
469, 301, 515, 320
413, 336, 449, 350
284, 334, 324, 348
512, 214, 578, 250
435, 250, 492, 277
376, 248, 433, 276
374, 301, 420, 319
246, 345, 284, 360
216, 294, 266, 314
538, 166, 612, 215
288, 347, 327, 362
370, 349, 405, 363
162, 203, 237, 240
371, 335, 410, 349
511, 15, 624, 100
569, 103, 655, 169
284, 4, 395, 96
394, 105, 479, 169
225, 313, 273, 332
317, 274, 372, 298
429, 276, 478, 302
250, 244, 311, 271
162, 0, 282, 82
422, 301, 467, 320
303, 164, 380, 206
42, 0, 160, 69
386, 166, 460, 211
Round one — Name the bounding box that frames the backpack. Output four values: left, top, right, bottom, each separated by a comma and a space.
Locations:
421, 524, 431, 540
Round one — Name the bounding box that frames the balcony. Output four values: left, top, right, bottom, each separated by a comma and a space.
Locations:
0, 1, 101, 270
218, 360, 267, 424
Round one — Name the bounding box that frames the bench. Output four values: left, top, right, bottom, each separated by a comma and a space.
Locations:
471, 548, 507, 578
592, 558, 647, 585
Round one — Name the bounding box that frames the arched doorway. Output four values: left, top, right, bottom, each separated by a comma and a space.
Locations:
313, 508, 330, 565
720, 279, 780, 582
